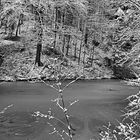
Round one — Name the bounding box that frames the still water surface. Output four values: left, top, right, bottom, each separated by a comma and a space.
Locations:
0, 79, 139, 140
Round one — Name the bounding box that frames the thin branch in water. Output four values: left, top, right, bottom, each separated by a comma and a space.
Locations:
0, 104, 13, 114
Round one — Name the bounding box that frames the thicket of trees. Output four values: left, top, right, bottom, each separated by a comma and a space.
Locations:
0, 0, 140, 79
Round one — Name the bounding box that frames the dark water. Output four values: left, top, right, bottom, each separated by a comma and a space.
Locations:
0, 79, 139, 140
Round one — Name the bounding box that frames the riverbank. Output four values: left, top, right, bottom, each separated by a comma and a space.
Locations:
0, 74, 115, 82
0, 57, 113, 82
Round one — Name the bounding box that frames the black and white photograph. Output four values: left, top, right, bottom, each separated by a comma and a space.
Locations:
0, 0, 140, 139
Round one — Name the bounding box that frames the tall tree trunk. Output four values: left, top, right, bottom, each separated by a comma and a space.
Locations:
54, 31, 57, 49
35, 41, 43, 66
83, 49, 86, 65
62, 35, 65, 53
78, 42, 82, 64
53, 7, 58, 49
15, 14, 23, 36
78, 20, 86, 64
74, 42, 77, 60
35, 18, 43, 66
62, 9, 66, 55
84, 28, 88, 46
83, 27, 88, 65
66, 35, 70, 56
91, 46, 95, 67
15, 18, 20, 37
4, 20, 7, 34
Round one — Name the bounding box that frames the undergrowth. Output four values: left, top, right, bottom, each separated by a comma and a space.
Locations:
100, 91, 140, 140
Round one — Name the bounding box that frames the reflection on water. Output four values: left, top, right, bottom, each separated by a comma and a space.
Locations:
0, 80, 139, 140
